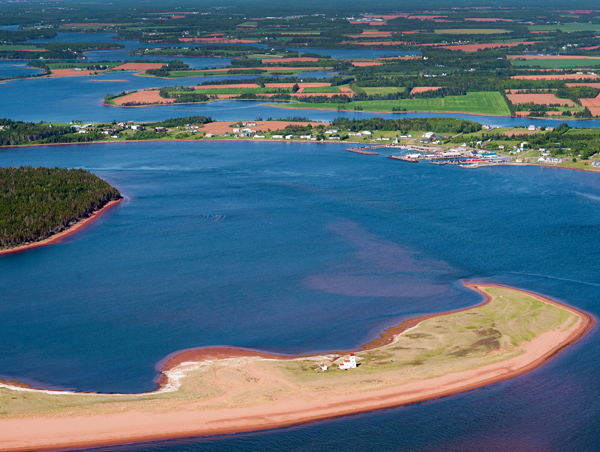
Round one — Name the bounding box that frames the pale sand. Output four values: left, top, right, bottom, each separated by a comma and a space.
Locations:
0, 284, 593, 452
0, 198, 123, 256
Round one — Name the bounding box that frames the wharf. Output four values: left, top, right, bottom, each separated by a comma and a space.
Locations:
387, 155, 419, 162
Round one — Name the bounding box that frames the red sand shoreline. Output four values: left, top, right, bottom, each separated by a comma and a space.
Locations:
0, 284, 593, 452
0, 198, 123, 256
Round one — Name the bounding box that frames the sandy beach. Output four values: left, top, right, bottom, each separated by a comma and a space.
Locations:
0, 284, 593, 452
0, 198, 123, 256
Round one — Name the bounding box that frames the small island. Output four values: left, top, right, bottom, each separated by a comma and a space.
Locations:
0, 166, 122, 255
0, 284, 593, 451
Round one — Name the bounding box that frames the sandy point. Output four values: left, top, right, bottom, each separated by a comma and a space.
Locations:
0, 284, 593, 452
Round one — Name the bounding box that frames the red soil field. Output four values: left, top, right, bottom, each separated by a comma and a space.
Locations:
195, 84, 261, 89
113, 63, 165, 71
566, 82, 600, 88
236, 24, 257, 28
260, 57, 320, 64
530, 30, 556, 34
351, 61, 384, 67
294, 92, 353, 98
280, 33, 320, 35
581, 45, 600, 50
580, 94, 600, 107
408, 15, 447, 20
508, 55, 600, 60
264, 82, 331, 88
113, 90, 174, 106
464, 18, 513, 22
506, 93, 576, 106
411, 86, 443, 94
506, 88, 557, 93
440, 41, 540, 51
513, 74, 600, 80
47, 69, 104, 77
203, 120, 328, 135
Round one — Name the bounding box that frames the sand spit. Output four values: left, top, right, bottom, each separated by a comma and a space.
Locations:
0, 284, 593, 452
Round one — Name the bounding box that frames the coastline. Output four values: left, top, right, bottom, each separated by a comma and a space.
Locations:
3, 139, 599, 175
0, 284, 593, 452
0, 198, 123, 256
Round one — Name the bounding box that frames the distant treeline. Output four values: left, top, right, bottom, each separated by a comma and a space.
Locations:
0, 166, 121, 249
331, 117, 482, 134
0, 119, 74, 146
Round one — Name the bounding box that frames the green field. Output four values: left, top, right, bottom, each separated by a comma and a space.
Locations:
301, 86, 341, 93
511, 58, 600, 69
275, 92, 511, 116
361, 87, 406, 95
434, 28, 511, 34
528, 23, 600, 32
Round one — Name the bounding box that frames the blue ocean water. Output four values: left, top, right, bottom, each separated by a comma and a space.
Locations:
1, 141, 600, 450
0, 60, 44, 78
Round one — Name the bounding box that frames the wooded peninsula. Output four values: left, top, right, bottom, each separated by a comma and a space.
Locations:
0, 166, 122, 251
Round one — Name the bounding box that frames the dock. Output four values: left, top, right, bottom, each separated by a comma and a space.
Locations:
387, 155, 419, 162
346, 148, 380, 155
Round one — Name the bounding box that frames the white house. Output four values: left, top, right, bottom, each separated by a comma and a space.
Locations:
339, 354, 357, 370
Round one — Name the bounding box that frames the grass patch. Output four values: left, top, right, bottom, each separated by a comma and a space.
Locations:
302, 86, 341, 93
361, 87, 406, 95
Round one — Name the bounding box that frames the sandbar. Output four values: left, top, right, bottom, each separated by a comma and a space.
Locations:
0, 198, 123, 256
0, 284, 593, 452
